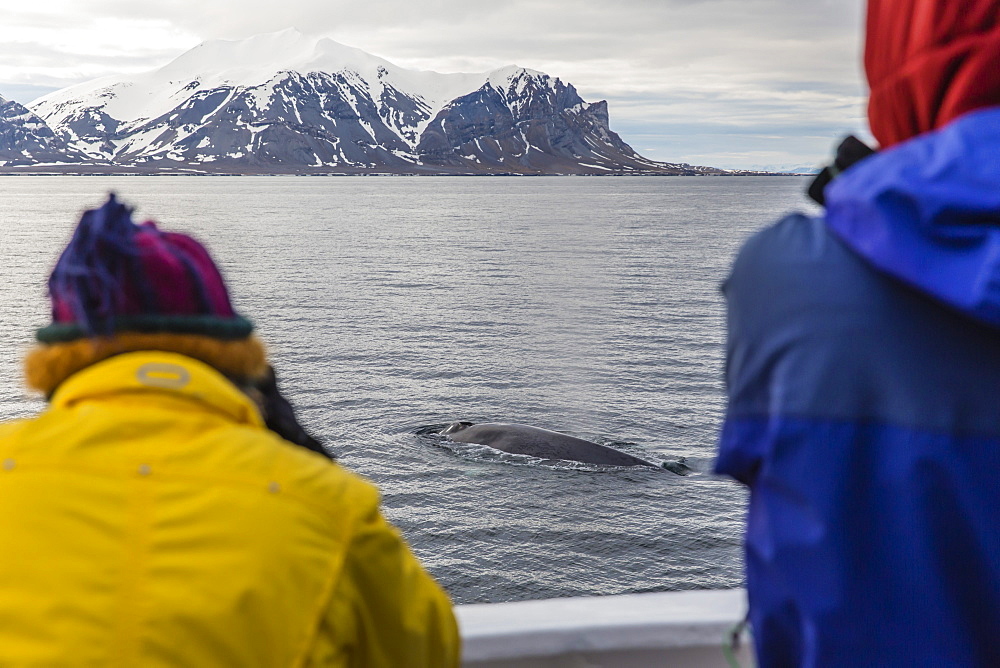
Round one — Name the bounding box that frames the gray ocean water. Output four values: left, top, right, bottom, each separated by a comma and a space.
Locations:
0, 175, 815, 604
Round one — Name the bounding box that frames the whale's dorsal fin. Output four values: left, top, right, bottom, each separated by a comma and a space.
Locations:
661, 458, 692, 476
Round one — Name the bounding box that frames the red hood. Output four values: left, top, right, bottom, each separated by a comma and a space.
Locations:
866, 0, 1000, 148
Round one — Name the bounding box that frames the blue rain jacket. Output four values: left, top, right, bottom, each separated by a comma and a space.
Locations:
717, 106, 1000, 666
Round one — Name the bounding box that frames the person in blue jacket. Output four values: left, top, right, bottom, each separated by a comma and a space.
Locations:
717, 1, 1000, 664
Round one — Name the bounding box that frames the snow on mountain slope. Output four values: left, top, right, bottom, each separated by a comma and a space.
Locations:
27, 29, 700, 174
0, 95, 89, 165
31, 29, 484, 160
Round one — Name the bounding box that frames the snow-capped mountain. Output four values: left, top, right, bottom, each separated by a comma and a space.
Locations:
0, 95, 89, 165
415, 67, 674, 173
27, 29, 713, 174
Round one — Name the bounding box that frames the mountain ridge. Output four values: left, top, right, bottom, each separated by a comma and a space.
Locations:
6, 30, 725, 175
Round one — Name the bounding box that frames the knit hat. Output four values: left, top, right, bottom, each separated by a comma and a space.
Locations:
26, 194, 267, 394
38, 194, 253, 342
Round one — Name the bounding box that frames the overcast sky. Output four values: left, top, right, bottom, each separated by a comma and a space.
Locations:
0, 0, 869, 170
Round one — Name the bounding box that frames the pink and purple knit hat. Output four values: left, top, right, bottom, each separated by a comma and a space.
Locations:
36, 194, 253, 343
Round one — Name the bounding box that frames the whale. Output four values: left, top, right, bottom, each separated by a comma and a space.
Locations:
439, 421, 691, 475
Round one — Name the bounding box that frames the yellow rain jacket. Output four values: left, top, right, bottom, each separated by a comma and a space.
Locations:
0, 351, 459, 667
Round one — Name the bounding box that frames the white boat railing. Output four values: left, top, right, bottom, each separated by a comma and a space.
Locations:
456, 588, 753, 668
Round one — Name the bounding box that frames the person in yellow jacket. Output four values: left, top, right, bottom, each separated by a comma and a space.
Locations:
0, 194, 459, 667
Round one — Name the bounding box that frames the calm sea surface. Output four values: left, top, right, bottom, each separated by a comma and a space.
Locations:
0, 175, 815, 604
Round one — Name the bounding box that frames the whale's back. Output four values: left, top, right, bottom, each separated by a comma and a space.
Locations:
446, 423, 655, 467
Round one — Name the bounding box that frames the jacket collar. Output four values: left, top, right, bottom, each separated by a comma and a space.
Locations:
50, 350, 265, 427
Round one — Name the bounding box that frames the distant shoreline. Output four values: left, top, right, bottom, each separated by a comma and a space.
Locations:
0, 167, 809, 177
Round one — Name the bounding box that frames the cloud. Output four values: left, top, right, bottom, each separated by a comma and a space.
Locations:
0, 0, 869, 168
0, 6, 198, 87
